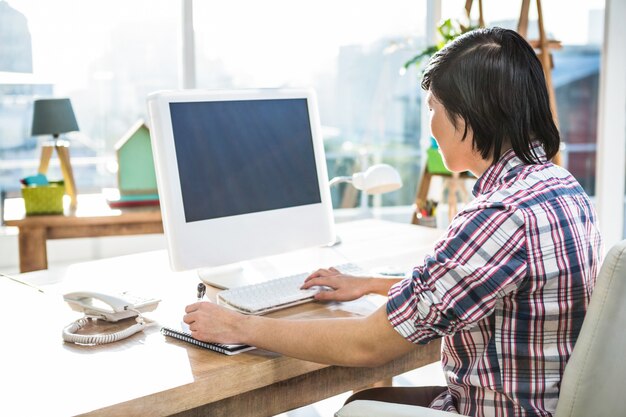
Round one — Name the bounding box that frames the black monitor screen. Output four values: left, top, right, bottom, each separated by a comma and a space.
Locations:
169, 98, 322, 223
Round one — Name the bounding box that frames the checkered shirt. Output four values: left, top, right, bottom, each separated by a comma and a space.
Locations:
387, 146, 603, 417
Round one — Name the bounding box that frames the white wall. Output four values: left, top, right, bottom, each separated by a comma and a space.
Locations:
595, 0, 626, 252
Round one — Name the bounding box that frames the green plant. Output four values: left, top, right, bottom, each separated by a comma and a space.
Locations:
402, 18, 479, 73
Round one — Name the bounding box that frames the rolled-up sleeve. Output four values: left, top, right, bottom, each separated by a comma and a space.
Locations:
387, 205, 528, 344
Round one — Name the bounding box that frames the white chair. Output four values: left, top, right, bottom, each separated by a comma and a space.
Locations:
336, 240, 626, 417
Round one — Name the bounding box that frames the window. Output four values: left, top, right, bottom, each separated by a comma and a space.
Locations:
0, 1, 606, 212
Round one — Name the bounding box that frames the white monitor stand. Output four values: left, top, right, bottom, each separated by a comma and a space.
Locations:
197, 263, 266, 290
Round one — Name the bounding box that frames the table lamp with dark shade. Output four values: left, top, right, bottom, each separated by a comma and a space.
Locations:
31, 98, 80, 209
31, 98, 79, 138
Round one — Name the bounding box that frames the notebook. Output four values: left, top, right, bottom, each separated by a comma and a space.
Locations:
161, 323, 255, 355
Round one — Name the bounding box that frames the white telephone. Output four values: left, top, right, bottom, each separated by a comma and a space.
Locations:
62, 291, 160, 345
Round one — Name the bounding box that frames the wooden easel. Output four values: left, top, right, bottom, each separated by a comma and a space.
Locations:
466, 0, 562, 163
38, 140, 78, 209
464, 0, 484, 29
411, 169, 473, 225
412, 0, 562, 225
517, 0, 562, 165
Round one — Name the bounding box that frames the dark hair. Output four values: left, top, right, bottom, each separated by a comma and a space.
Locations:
421, 27, 560, 165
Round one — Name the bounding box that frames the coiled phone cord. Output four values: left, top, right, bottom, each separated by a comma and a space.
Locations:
62, 312, 148, 345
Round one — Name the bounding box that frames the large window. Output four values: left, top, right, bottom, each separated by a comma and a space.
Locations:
1, 0, 428, 211
0, 0, 606, 213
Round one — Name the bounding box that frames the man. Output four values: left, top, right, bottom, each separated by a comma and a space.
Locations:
184, 27, 602, 416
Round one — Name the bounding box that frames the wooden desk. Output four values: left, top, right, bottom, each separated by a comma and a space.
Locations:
0, 220, 443, 417
3, 193, 163, 273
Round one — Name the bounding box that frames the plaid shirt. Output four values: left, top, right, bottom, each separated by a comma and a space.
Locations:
387, 146, 602, 417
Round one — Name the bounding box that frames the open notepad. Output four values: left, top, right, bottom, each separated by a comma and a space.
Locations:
161, 323, 255, 355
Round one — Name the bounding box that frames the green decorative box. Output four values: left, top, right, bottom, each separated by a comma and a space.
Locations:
427, 147, 451, 175
22, 181, 65, 215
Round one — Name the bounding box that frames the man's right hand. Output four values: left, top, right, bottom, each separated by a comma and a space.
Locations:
301, 267, 397, 302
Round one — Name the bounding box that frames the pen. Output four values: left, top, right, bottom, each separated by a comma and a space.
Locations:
197, 283, 206, 301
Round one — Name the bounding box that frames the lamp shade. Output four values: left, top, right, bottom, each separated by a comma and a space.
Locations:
329, 164, 403, 195
31, 98, 79, 137
351, 164, 402, 194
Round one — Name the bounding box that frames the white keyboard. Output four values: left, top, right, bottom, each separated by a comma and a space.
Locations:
216, 263, 364, 315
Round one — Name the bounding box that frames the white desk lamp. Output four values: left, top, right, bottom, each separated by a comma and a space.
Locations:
328, 163, 402, 247
329, 163, 402, 194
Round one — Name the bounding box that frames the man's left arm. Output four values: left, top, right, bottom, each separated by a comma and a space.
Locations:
387, 206, 528, 344
184, 302, 417, 367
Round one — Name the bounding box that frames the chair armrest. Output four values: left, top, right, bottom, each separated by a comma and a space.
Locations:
335, 400, 466, 417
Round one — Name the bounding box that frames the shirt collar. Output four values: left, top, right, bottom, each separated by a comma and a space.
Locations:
472, 143, 547, 197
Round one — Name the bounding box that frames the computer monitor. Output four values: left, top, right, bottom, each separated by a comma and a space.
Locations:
147, 88, 335, 289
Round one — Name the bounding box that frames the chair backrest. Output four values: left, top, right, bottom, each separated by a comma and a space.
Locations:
555, 240, 626, 417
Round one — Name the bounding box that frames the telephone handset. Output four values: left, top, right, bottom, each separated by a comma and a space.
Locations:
63, 291, 160, 322
62, 291, 160, 345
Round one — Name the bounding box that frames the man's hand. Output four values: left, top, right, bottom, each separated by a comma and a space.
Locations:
183, 301, 248, 344
301, 267, 373, 302
302, 267, 403, 302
